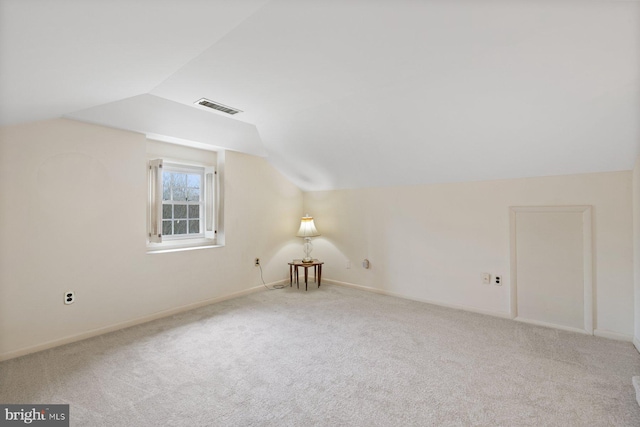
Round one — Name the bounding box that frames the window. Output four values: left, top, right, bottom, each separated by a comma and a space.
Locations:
148, 159, 216, 247
161, 165, 204, 238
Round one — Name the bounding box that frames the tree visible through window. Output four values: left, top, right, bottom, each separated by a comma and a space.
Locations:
162, 170, 203, 237
148, 159, 216, 245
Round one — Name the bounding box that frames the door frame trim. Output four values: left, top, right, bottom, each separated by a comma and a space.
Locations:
509, 205, 593, 334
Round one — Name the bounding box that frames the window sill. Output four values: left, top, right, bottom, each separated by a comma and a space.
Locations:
146, 239, 222, 254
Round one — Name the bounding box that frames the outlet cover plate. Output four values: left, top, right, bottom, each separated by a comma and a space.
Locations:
64, 291, 75, 305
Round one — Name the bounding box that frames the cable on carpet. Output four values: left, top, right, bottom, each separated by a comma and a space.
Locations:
258, 263, 287, 290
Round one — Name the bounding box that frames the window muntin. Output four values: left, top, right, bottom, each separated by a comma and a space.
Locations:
148, 158, 216, 246
161, 166, 204, 239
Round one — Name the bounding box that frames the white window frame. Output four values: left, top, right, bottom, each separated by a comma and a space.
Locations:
148, 158, 217, 249
162, 163, 205, 241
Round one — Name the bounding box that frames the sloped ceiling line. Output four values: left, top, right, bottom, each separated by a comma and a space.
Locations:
1, 0, 639, 191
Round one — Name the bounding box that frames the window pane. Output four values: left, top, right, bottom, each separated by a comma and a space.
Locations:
162, 220, 172, 236
162, 204, 172, 219
162, 174, 171, 200
174, 204, 187, 219
171, 173, 187, 187
155, 167, 210, 241
174, 220, 187, 235
186, 188, 200, 202
172, 186, 186, 201
187, 174, 201, 188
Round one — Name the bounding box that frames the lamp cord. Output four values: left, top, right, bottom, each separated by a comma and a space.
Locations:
258, 263, 286, 290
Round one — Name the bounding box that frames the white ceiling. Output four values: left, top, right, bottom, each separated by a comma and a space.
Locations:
1, 0, 639, 191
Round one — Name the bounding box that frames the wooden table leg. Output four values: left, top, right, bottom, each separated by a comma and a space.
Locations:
318, 265, 322, 287
289, 265, 293, 287
304, 266, 308, 291
296, 267, 299, 289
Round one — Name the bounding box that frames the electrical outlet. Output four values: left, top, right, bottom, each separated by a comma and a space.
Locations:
64, 291, 75, 305
481, 273, 491, 284
255, 258, 260, 266
494, 275, 502, 286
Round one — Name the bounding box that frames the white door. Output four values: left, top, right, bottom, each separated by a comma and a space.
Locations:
510, 206, 593, 334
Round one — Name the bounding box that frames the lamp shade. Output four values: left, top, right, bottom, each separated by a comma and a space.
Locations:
296, 215, 320, 237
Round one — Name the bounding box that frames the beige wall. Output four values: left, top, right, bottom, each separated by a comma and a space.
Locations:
0, 119, 302, 359
305, 171, 634, 337
634, 155, 640, 347
0, 117, 635, 357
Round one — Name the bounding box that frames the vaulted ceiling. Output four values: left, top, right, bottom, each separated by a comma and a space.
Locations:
1, 0, 639, 191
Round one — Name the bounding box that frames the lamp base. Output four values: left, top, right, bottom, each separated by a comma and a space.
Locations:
302, 238, 314, 263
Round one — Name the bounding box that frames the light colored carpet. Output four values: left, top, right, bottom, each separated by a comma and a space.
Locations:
1, 284, 640, 426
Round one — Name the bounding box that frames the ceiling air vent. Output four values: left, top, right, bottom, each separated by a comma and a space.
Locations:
194, 98, 242, 115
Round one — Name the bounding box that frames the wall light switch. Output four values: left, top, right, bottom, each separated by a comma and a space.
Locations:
481, 273, 491, 284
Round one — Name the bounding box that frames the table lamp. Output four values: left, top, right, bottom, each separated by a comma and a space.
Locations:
296, 214, 320, 263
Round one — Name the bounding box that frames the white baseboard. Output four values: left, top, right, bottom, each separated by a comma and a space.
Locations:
4, 278, 630, 361
593, 329, 633, 342
0, 282, 282, 362
633, 336, 640, 354
325, 280, 634, 342
515, 317, 590, 335
324, 279, 511, 319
